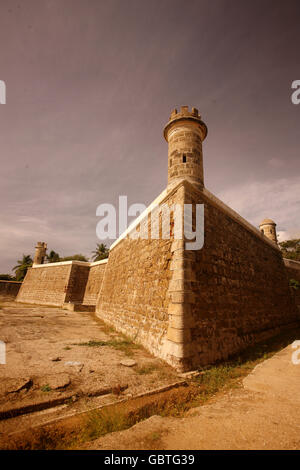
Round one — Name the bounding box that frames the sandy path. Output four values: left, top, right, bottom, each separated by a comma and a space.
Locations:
86, 343, 300, 450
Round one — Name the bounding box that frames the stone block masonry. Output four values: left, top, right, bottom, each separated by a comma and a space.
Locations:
82, 260, 107, 305
95, 179, 299, 371
96, 185, 184, 360
0, 280, 22, 297
16, 262, 74, 306
181, 182, 299, 370
16, 260, 108, 307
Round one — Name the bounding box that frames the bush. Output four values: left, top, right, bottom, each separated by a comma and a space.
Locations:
290, 278, 300, 290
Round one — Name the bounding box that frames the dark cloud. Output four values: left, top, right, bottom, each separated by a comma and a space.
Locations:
0, 0, 299, 272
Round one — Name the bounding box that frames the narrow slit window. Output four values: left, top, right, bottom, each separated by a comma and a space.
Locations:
183, 154, 186, 163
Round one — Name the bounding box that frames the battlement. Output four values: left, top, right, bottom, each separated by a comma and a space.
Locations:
169, 105, 200, 120
164, 105, 207, 142
36, 241, 47, 248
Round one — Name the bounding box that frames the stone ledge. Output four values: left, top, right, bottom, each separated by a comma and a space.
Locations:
32, 259, 108, 269
284, 258, 300, 270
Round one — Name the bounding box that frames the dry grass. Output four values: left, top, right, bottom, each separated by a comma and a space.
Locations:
135, 363, 160, 375
74, 336, 142, 357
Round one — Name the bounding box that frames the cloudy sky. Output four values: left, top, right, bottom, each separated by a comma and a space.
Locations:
0, 0, 299, 273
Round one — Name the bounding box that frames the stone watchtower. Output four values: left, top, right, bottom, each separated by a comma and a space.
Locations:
163, 105, 208, 190
33, 242, 47, 265
259, 219, 278, 244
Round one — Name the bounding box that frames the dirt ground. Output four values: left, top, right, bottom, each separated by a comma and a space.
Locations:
0, 296, 179, 435
1, 295, 300, 450
83, 343, 300, 450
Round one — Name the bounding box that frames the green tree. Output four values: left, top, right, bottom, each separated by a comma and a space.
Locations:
60, 254, 88, 262
91, 243, 109, 261
13, 255, 33, 281
279, 239, 300, 262
46, 250, 60, 263
0, 274, 16, 281
290, 279, 300, 290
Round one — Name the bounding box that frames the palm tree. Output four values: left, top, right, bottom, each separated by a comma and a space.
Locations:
13, 255, 33, 281
91, 243, 109, 261
60, 254, 88, 262
46, 250, 60, 263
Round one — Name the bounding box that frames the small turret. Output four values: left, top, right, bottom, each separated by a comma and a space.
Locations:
164, 106, 207, 190
33, 242, 47, 265
259, 219, 278, 244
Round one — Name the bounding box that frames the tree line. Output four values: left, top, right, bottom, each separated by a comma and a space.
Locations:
0, 243, 109, 282
1, 239, 299, 283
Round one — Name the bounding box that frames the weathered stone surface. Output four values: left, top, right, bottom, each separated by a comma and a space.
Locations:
17, 263, 73, 306
83, 263, 107, 305
96, 187, 182, 361
0, 280, 22, 297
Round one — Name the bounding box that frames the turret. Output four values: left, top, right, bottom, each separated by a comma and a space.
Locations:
33, 242, 47, 265
259, 219, 278, 244
163, 106, 207, 190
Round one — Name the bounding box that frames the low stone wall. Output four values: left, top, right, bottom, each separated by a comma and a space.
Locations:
82, 260, 107, 305
65, 263, 90, 304
16, 260, 107, 307
284, 258, 300, 282
16, 263, 73, 306
0, 280, 22, 297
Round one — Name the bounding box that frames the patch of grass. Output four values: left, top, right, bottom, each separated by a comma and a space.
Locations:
107, 338, 140, 357
41, 384, 52, 393
101, 324, 116, 335
80, 407, 131, 443
136, 363, 160, 375
74, 336, 141, 357
74, 340, 107, 347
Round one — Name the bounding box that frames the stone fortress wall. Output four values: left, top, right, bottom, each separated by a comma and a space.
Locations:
181, 183, 298, 370
82, 260, 107, 306
15, 105, 300, 371
16, 260, 107, 307
0, 280, 22, 297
